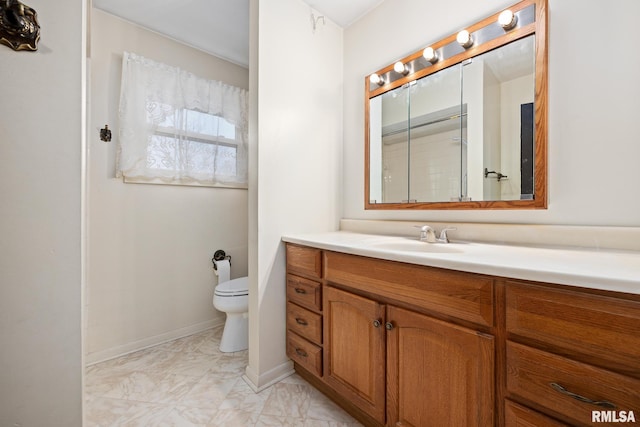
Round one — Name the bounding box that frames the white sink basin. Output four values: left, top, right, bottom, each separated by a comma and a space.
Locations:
370, 239, 462, 254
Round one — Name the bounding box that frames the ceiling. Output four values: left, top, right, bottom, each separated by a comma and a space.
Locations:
93, 0, 383, 68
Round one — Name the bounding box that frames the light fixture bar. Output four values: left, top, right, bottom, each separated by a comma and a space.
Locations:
366, 2, 536, 92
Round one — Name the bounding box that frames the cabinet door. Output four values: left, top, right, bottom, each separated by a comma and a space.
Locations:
387, 306, 494, 427
324, 286, 386, 424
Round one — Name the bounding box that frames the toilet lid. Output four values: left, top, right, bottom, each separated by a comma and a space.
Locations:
215, 276, 249, 296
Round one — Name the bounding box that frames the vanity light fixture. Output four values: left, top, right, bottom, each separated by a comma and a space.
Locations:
422, 47, 438, 63
370, 73, 385, 86
498, 9, 517, 30
393, 61, 410, 75
456, 30, 474, 48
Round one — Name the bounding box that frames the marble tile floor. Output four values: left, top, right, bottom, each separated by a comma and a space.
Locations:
85, 326, 362, 426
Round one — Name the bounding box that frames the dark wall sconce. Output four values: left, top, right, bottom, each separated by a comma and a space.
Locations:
100, 125, 112, 142
0, 0, 40, 51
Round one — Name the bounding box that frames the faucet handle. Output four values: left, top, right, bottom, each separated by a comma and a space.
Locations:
437, 227, 457, 243
414, 225, 436, 242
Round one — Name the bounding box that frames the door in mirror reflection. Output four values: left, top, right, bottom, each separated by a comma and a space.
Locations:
462, 35, 535, 202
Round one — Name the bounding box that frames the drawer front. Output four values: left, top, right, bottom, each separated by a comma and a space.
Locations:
506, 281, 640, 377
323, 251, 494, 327
286, 274, 322, 312
506, 341, 640, 426
287, 331, 322, 378
287, 302, 322, 345
505, 400, 570, 427
286, 244, 322, 278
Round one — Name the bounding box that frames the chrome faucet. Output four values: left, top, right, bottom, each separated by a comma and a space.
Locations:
416, 225, 457, 243
417, 225, 437, 243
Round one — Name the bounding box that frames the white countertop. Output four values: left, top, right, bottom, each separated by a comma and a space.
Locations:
282, 231, 640, 295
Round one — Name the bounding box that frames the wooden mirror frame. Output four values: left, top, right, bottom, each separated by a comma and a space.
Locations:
364, 0, 547, 210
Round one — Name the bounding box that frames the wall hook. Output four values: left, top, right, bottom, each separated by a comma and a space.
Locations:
100, 125, 112, 142
311, 12, 325, 33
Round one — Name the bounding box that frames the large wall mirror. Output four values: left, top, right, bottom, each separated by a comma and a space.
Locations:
365, 0, 547, 210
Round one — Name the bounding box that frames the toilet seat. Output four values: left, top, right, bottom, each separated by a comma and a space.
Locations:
214, 276, 249, 297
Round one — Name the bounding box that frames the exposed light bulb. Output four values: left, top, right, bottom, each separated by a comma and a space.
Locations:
370, 73, 385, 86
498, 9, 517, 30
457, 30, 473, 48
394, 61, 409, 75
422, 47, 438, 63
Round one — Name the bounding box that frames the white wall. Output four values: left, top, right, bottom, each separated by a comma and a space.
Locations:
246, 0, 343, 389
86, 10, 249, 362
344, 0, 640, 227
0, 0, 85, 425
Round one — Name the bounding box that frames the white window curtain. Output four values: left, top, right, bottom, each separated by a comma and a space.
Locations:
117, 52, 248, 188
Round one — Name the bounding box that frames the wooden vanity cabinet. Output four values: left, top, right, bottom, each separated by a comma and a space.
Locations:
285, 243, 640, 427
319, 249, 495, 426
323, 285, 494, 427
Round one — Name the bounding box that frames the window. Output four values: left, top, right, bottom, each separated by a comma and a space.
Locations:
148, 107, 239, 177
117, 52, 248, 188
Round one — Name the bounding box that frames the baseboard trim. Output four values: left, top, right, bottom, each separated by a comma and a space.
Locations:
243, 360, 294, 393
85, 318, 225, 365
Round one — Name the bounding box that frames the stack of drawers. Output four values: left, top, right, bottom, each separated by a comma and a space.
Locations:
505, 281, 640, 426
285, 244, 323, 377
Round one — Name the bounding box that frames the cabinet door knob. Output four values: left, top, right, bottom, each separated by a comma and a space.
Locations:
385, 321, 394, 330
550, 383, 616, 409
373, 319, 381, 328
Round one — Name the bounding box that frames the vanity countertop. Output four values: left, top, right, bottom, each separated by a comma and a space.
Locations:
282, 231, 640, 295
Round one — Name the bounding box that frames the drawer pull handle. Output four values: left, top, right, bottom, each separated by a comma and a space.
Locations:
295, 318, 308, 326
295, 348, 308, 358
550, 383, 616, 409
294, 288, 307, 294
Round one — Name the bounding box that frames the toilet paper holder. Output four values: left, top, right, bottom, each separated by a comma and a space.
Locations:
212, 249, 232, 270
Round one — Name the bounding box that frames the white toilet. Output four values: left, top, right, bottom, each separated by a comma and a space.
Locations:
213, 276, 249, 352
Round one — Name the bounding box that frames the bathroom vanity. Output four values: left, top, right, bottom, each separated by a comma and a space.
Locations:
282, 233, 640, 427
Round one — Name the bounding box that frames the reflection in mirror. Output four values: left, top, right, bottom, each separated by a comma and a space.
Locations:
370, 36, 534, 204
370, 65, 466, 204
463, 35, 534, 202
365, 0, 547, 210
409, 65, 465, 203
370, 84, 410, 203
